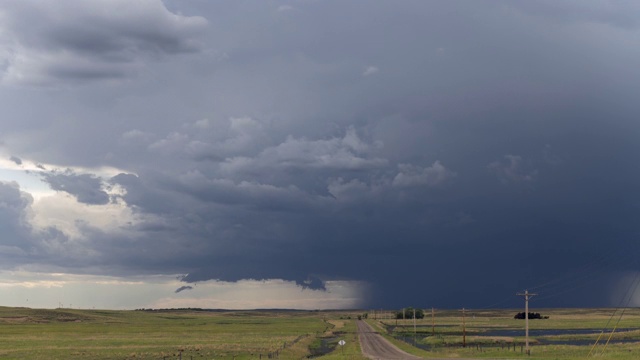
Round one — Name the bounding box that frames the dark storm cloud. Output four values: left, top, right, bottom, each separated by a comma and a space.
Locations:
0, 0, 207, 85
0, 181, 33, 253
1, 0, 640, 309
42, 171, 110, 205
0, 182, 77, 269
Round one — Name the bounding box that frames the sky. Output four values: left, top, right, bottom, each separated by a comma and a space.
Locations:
0, 0, 640, 310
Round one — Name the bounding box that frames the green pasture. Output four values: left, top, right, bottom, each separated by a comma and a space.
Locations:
0, 307, 358, 360
2, 306, 640, 359
375, 307, 640, 359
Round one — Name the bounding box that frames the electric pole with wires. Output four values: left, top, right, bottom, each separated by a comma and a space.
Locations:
517, 290, 538, 355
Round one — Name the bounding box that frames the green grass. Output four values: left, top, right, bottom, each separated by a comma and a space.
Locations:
315, 319, 367, 360
3, 307, 640, 359
0, 307, 333, 359
374, 308, 640, 359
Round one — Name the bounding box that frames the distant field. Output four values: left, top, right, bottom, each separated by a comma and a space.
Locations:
3, 306, 640, 359
0, 307, 360, 359
375, 307, 640, 359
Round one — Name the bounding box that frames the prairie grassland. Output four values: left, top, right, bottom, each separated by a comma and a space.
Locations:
376, 308, 640, 359
0, 307, 350, 359
5, 306, 639, 359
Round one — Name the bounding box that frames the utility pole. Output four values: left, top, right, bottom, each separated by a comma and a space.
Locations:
413, 308, 417, 332
431, 307, 435, 336
413, 308, 417, 345
461, 308, 466, 348
517, 290, 538, 355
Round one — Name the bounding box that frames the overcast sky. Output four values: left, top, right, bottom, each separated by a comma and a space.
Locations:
1, 0, 640, 310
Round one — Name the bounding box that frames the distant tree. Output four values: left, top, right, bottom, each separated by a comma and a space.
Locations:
395, 307, 424, 319
514, 312, 545, 319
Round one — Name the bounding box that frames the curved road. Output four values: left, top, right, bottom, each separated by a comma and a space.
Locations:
356, 320, 422, 360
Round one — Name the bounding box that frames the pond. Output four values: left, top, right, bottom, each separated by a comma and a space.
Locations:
481, 328, 638, 337
387, 325, 640, 348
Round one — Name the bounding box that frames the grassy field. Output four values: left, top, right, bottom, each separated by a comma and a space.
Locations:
3, 306, 640, 359
0, 307, 359, 359
375, 307, 640, 359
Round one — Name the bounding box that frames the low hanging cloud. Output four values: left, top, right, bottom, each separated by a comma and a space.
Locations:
295, 275, 326, 291
0, 0, 208, 85
174, 285, 193, 293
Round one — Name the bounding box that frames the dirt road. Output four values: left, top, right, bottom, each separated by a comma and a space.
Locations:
356, 320, 423, 359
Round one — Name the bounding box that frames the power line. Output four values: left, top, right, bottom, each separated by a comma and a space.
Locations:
516, 290, 537, 356
590, 261, 640, 356
527, 240, 640, 304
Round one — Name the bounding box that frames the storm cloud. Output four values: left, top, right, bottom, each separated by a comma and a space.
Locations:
42, 171, 110, 205
0, 0, 639, 309
0, 0, 207, 85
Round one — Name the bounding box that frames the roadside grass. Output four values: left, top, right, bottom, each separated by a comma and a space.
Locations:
316, 320, 367, 360
4, 307, 640, 359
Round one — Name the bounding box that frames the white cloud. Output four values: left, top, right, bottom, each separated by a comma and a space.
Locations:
121, 129, 153, 141
392, 161, 455, 187
220, 127, 387, 174
193, 118, 211, 129
151, 279, 367, 310
363, 65, 379, 76
0, 271, 367, 310
148, 132, 189, 153
277, 5, 294, 13
30, 192, 140, 241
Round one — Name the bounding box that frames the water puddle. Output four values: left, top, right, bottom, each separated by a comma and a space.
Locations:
308, 335, 339, 358
481, 328, 637, 337
385, 324, 640, 348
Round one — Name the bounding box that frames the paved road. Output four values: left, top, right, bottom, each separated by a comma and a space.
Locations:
356, 320, 423, 360
356, 320, 490, 360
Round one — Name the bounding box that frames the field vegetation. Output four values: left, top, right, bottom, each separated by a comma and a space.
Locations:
0, 307, 360, 359
374, 307, 640, 359
4, 306, 640, 359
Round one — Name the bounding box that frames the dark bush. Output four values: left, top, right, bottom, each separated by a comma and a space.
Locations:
514, 312, 546, 319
